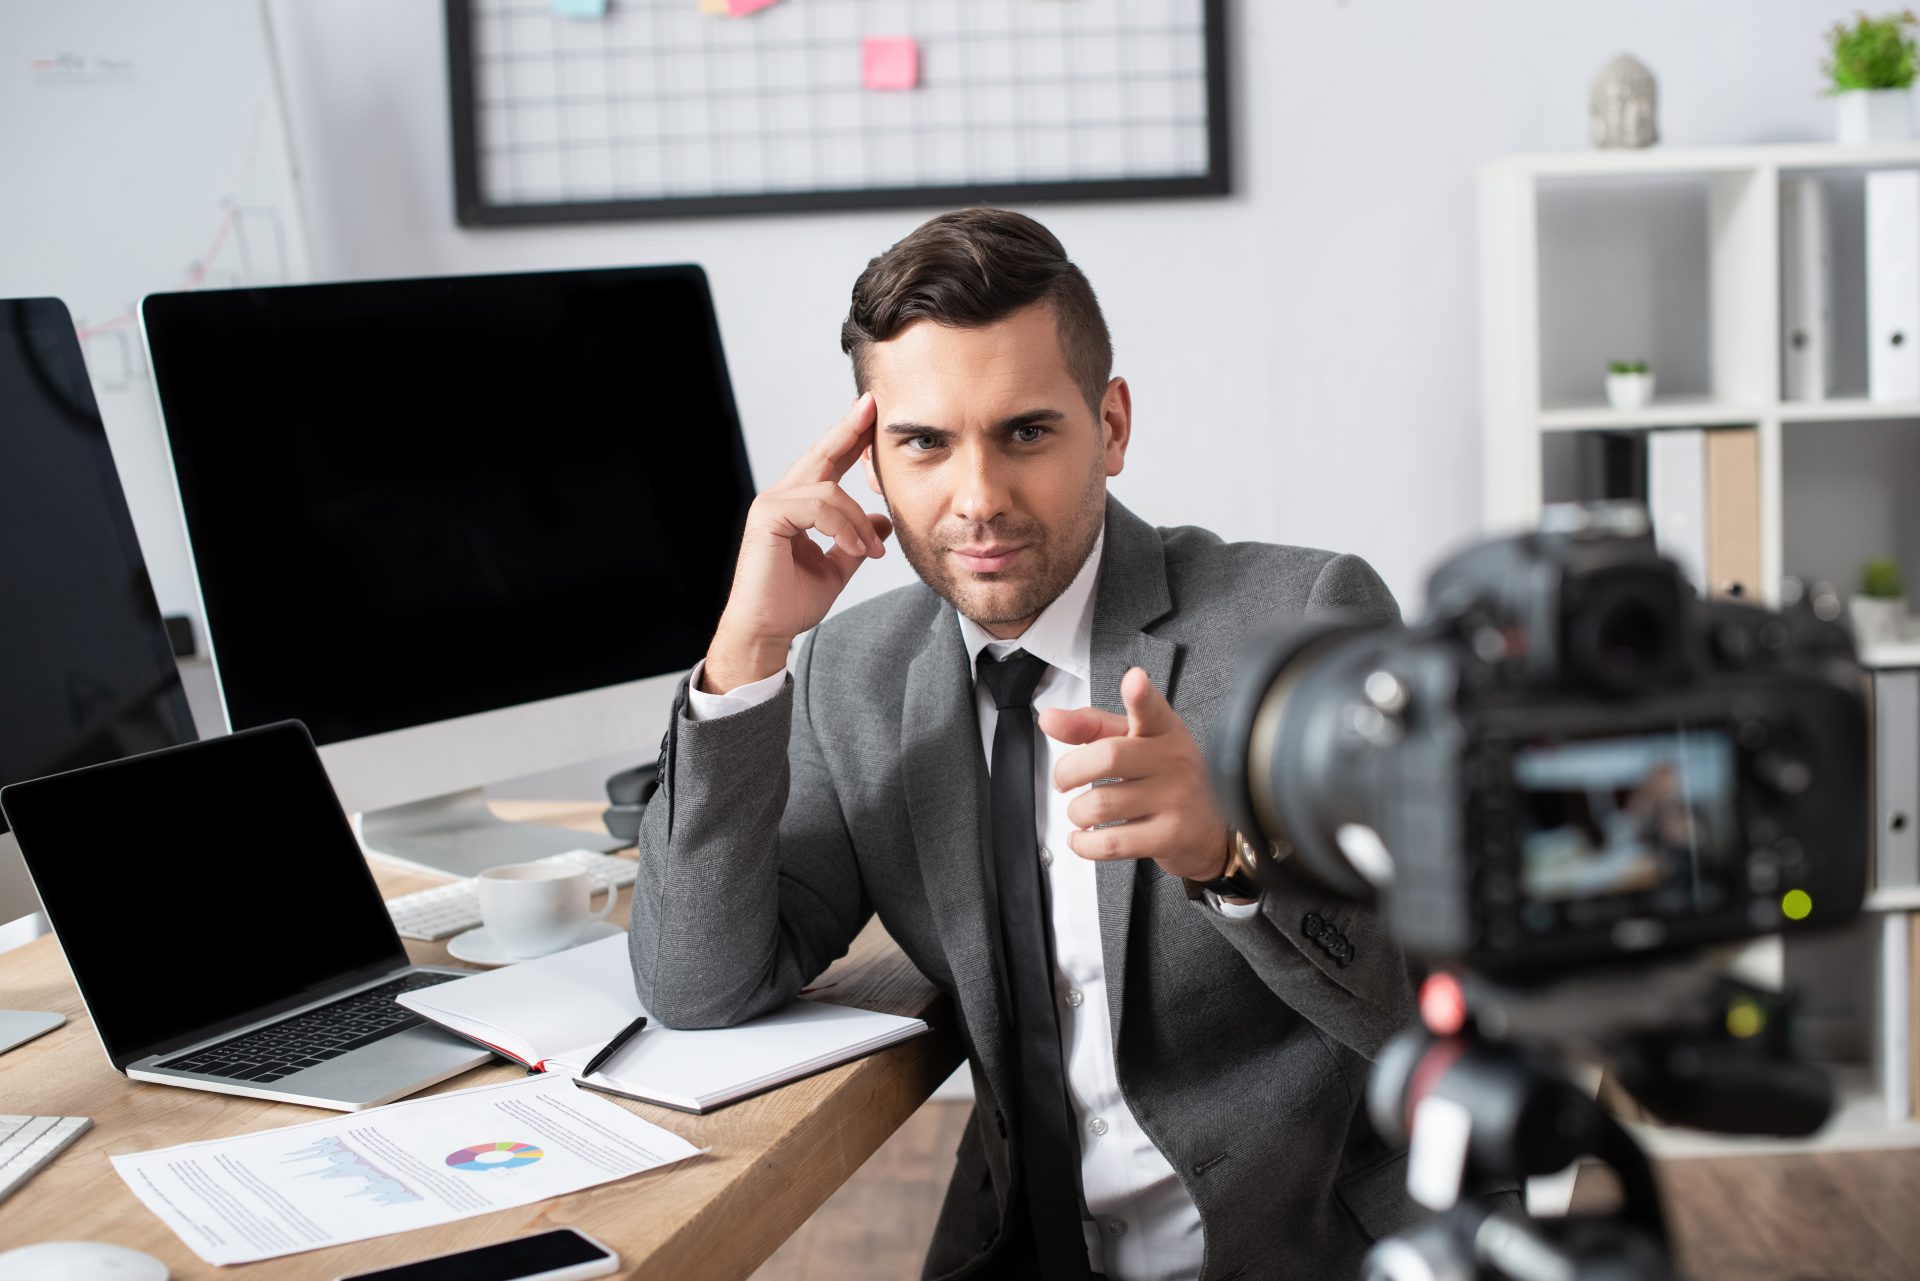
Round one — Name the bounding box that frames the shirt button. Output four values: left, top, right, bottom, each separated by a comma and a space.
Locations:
1040, 846, 1054, 868
1088, 1117, 1109, 1136
1105, 1219, 1128, 1238
1066, 989, 1084, 1008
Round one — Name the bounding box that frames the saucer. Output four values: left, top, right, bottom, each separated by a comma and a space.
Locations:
447, 920, 625, 967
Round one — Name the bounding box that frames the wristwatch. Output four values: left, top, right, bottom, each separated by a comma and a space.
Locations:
1194, 831, 1263, 901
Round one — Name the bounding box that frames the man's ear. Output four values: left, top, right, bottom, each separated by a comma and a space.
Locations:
861, 443, 883, 496
1100, 376, 1132, 478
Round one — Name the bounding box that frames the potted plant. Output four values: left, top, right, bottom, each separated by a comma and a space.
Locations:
1605, 359, 1654, 410
1850, 556, 1909, 646
1826, 10, 1919, 143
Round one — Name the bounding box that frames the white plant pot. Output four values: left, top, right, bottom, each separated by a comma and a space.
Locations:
1605, 371, 1655, 410
1837, 88, 1913, 144
1849, 595, 1909, 648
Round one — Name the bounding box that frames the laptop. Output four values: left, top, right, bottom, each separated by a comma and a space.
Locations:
0, 721, 493, 1110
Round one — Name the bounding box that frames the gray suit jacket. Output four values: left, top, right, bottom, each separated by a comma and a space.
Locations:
631, 497, 1421, 1280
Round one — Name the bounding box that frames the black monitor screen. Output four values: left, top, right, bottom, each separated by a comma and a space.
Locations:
0, 298, 197, 832
143, 266, 754, 743
0, 722, 405, 1067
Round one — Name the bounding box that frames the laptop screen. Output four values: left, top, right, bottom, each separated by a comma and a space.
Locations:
0, 722, 409, 1068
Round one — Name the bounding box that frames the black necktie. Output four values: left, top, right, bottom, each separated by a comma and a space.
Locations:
979, 649, 1096, 1279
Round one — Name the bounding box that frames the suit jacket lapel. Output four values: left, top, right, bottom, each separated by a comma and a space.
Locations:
900, 604, 1014, 1107
1089, 499, 1178, 1048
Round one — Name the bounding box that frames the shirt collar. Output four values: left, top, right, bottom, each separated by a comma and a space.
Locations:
956, 525, 1103, 684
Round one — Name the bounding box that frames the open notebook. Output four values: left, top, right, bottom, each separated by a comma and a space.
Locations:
397, 934, 929, 1113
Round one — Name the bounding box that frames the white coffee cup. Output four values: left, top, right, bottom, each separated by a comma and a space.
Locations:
477, 862, 615, 959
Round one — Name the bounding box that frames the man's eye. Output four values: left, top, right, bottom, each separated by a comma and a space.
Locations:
1012, 424, 1048, 444
906, 434, 944, 452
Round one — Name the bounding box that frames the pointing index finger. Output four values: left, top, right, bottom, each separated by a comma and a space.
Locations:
781, 392, 876, 488
1121, 666, 1183, 738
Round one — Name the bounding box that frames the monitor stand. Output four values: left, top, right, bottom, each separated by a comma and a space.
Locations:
0, 835, 63, 1048
358, 788, 624, 880
0, 1010, 63, 1056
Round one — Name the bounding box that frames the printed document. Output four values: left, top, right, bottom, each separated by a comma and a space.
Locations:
110, 1073, 701, 1265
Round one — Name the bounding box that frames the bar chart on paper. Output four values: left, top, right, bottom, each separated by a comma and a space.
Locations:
449, 0, 1228, 223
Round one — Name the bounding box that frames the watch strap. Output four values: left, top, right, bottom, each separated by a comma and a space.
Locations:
1192, 830, 1263, 901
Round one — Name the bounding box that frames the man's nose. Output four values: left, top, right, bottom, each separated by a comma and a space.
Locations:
949, 441, 1010, 525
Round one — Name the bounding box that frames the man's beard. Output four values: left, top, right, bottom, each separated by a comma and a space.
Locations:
888, 475, 1107, 630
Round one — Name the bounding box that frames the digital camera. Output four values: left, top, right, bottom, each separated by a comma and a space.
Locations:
1210, 505, 1868, 981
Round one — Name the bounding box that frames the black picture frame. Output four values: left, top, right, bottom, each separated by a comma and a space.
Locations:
445, 0, 1230, 226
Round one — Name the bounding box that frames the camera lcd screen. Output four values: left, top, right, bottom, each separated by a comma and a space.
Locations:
1512, 729, 1737, 911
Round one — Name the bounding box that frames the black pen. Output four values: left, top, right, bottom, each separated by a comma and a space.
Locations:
580, 1015, 648, 1078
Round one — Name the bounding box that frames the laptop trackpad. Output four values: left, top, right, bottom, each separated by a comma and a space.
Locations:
290, 1025, 492, 1104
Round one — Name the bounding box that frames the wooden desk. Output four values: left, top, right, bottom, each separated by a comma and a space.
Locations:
0, 802, 962, 1279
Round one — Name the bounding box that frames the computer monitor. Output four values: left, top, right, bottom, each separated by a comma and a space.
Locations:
0, 297, 199, 925
142, 266, 754, 877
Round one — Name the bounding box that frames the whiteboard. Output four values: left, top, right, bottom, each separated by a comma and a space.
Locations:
449, 0, 1229, 224
0, 0, 311, 634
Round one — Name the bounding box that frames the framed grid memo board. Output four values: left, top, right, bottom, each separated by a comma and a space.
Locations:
447, 0, 1229, 225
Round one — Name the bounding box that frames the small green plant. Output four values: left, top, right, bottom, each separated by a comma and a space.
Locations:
1826, 11, 1920, 92
1860, 556, 1906, 598
1607, 359, 1650, 375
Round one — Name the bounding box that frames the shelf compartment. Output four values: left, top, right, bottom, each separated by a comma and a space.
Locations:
1535, 175, 1716, 411
1533, 169, 1776, 418
1781, 417, 1920, 606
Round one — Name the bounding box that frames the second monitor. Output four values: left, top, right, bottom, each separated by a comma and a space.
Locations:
143, 265, 754, 877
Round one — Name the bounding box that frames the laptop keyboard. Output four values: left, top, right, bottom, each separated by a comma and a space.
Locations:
159, 971, 463, 1085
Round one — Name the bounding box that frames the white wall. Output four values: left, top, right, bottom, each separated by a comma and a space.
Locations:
262, 0, 1862, 616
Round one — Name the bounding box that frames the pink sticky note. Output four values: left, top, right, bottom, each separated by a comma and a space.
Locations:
862, 36, 920, 91
727, 0, 780, 15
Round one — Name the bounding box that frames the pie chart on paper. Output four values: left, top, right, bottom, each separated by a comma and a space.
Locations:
445, 1141, 544, 1172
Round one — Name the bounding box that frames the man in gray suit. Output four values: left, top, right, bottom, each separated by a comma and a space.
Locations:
632, 209, 1419, 1279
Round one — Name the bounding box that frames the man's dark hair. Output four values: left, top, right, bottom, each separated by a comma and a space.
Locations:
841, 208, 1113, 413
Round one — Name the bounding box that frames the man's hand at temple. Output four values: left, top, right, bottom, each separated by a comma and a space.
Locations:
1040, 665, 1243, 887
702, 392, 892, 694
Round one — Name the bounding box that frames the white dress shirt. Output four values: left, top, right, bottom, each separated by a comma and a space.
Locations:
688, 525, 1252, 1279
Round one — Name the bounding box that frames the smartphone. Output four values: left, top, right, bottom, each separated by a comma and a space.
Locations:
333, 1228, 619, 1281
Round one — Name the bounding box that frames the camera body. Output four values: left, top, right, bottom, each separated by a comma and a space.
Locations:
1213, 506, 1867, 982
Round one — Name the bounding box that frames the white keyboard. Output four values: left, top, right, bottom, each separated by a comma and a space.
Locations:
0, 1115, 91, 1206
386, 849, 637, 941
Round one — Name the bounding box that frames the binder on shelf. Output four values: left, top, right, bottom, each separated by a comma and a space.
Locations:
1873, 669, 1920, 891
1781, 176, 1834, 402
1877, 911, 1912, 1120
1646, 428, 1707, 593
1542, 432, 1645, 507
1581, 432, 1647, 502
1867, 169, 1920, 403
1703, 428, 1760, 600
1911, 914, 1920, 1122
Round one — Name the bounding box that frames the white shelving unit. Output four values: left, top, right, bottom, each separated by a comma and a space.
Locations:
1482, 139, 1920, 597
1479, 140, 1920, 1154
